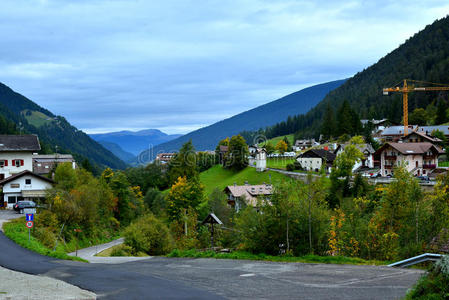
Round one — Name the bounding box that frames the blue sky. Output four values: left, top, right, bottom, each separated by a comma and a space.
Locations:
1, 1, 448, 134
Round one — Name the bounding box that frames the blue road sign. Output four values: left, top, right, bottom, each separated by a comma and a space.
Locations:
26, 214, 34, 221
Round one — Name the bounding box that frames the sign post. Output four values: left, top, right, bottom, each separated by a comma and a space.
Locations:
25, 217, 34, 242
74, 229, 82, 256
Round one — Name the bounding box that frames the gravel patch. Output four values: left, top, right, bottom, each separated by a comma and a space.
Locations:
0, 266, 96, 299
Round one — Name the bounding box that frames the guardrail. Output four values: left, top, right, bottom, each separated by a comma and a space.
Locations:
388, 253, 443, 268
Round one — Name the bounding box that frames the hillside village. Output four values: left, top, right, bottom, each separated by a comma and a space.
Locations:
2, 7, 449, 300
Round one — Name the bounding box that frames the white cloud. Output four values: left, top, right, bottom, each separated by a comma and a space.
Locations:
0, 0, 448, 134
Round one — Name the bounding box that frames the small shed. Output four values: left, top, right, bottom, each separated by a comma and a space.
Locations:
202, 213, 223, 248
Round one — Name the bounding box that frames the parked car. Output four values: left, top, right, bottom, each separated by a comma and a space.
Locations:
417, 176, 430, 182
13, 201, 36, 214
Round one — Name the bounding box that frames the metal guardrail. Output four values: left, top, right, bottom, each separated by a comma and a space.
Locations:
388, 253, 443, 268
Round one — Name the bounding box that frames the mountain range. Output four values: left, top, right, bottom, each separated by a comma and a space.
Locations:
89, 129, 181, 161
137, 79, 345, 162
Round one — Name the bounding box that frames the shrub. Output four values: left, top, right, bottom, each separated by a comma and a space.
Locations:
286, 163, 295, 171
33, 227, 57, 249
110, 244, 134, 256
124, 214, 174, 255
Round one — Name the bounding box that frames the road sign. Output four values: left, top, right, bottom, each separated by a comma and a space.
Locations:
26, 214, 34, 221
25, 221, 34, 229
24, 208, 36, 214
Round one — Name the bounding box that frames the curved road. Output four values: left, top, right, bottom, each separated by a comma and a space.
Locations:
0, 232, 218, 299
0, 231, 423, 299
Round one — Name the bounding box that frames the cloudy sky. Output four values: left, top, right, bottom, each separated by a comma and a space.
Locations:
1, 1, 448, 134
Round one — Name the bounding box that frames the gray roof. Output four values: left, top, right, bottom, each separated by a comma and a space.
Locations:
361, 119, 388, 125
297, 149, 336, 162
336, 143, 375, 154
0, 135, 40, 152
0, 170, 54, 185
417, 126, 449, 135
381, 125, 418, 136
32, 154, 74, 160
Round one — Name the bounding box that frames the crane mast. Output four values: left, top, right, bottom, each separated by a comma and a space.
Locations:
383, 79, 449, 136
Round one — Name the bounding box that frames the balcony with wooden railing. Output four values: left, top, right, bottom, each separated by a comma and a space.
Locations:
384, 155, 397, 160
423, 164, 436, 169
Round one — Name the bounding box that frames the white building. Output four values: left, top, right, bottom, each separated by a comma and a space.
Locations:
0, 170, 54, 208
375, 142, 444, 177
334, 143, 375, 172
0, 135, 41, 180
32, 154, 76, 175
248, 148, 267, 172
296, 149, 336, 173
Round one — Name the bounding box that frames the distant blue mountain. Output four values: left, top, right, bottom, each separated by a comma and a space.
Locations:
141, 79, 345, 161
96, 140, 136, 163
89, 129, 181, 156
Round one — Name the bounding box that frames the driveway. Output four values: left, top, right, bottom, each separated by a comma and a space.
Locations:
0, 209, 22, 231
0, 228, 423, 299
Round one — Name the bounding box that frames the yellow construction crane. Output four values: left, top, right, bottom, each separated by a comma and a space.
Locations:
383, 79, 449, 135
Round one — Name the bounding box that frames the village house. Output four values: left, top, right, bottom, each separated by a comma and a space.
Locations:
155, 153, 176, 164
296, 149, 336, 173
0, 170, 54, 209
248, 148, 267, 172
334, 143, 375, 171
416, 126, 449, 140
224, 182, 272, 211
378, 125, 418, 142
399, 131, 442, 144
375, 142, 444, 177
0, 135, 41, 180
293, 139, 319, 151
32, 154, 76, 175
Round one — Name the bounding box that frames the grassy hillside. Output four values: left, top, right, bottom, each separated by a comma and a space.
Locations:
200, 165, 289, 196
265, 134, 294, 147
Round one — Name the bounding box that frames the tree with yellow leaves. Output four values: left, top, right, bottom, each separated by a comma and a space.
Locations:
166, 176, 204, 221
275, 139, 288, 154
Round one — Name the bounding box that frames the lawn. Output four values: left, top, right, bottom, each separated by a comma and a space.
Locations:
262, 134, 294, 147
438, 161, 449, 167
266, 157, 296, 170
200, 165, 290, 196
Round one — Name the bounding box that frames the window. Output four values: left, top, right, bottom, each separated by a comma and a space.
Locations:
14, 159, 21, 167
25, 179, 31, 185
8, 196, 16, 204
0, 160, 4, 167
10, 183, 19, 188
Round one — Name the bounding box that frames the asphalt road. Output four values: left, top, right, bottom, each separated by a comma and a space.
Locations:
0, 231, 424, 299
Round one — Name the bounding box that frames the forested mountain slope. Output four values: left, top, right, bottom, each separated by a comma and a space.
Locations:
261, 16, 449, 139
0, 82, 126, 169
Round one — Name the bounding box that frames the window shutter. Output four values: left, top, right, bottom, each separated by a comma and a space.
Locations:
4, 160, 8, 166
20, 160, 24, 166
